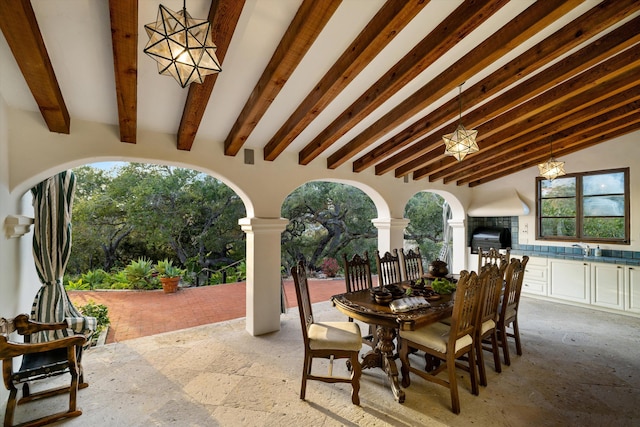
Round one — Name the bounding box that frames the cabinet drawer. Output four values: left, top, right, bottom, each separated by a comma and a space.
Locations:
522, 279, 546, 295
524, 266, 547, 282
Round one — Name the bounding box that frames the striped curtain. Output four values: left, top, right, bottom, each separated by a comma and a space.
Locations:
30, 170, 96, 342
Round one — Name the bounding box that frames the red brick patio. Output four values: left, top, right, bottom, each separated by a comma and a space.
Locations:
68, 278, 352, 344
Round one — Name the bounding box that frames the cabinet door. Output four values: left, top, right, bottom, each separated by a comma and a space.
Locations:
591, 263, 624, 310
550, 260, 590, 303
627, 266, 640, 314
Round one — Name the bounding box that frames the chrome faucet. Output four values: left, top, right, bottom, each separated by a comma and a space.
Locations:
572, 242, 590, 257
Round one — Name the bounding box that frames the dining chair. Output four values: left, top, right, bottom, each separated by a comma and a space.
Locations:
477, 247, 511, 276
398, 270, 482, 414
342, 252, 377, 347
291, 260, 363, 405
400, 247, 424, 282
375, 249, 403, 287
497, 256, 529, 366
475, 263, 504, 387
0, 314, 87, 427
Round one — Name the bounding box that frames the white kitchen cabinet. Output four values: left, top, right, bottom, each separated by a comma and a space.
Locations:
626, 266, 640, 314
591, 263, 624, 310
522, 256, 547, 296
549, 259, 590, 303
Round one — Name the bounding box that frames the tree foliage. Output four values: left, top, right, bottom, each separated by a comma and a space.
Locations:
281, 182, 377, 273
404, 192, 445, 262
69, 163, 246, 281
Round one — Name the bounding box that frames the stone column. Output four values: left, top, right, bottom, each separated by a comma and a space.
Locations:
448, 218, 466, 274
239, 217, 289, 336
372, 218, 410, 253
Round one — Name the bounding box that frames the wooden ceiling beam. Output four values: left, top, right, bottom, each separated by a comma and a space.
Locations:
362, 0, 640, 175
325, 0, 582, 170
109, 0, 138, 144
385, 12, 640, 178
451, 96, 640, 185
0, 0, 69, 133
178, 0, 245, 151
263, 0, 430, 162
466, 115, 640, 187
223, 0, 341, 156
295, 0, 508, 165
438, 85, 640, 183
415, 55, 640, 181
412, 57, 640, 182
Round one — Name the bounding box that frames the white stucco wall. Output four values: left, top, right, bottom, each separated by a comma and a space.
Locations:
1, 107, 475, 334
469, 131, 640, 253
2, 104, 639, 336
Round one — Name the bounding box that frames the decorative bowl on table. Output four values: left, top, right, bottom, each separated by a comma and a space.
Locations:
373, 291, 393, 305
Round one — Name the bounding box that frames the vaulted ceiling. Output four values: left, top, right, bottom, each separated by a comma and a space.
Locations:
1, 0, 639, 186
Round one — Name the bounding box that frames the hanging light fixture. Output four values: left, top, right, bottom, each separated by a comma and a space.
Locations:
144, 1, 221, 88
538, 142, 566, 180
443, 83, 479, 161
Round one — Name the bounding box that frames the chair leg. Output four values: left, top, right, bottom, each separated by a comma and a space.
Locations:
489, 332, 502, 374
499, 326, 511, 366
349, 353, 361, 405
468, 346, 479, 397
512, 319, 523, 356
447, 353, 461, 415
476, 338, 487, 387
399, 338, 411, 388
300, 354, 311, 400
4, 387, 18, 427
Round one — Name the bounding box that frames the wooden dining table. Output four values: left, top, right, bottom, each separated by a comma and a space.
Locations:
331, 281, 454, 403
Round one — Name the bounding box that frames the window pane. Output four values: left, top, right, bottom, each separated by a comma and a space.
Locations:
583, 195, 625, 216
541, 197, 576, 216
541, 177, 576, 197
541, 218, 576, 237
583, 172, 624, 195
583, 217, 625, 239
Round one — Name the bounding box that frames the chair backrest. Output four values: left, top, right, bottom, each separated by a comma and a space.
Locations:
477, 264, 503, 328
291, 260, 314, 344
343, 252, 373, 293
478, 247, 511, 273
400, 247, 424, 282
375, 249, 403, 286
500, 256, 529, 323
448, 270, 482, 346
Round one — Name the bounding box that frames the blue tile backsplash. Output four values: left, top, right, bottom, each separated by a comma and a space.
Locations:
467, 215, 640, 265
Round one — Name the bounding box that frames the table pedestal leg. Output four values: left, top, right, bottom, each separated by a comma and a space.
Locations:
360, 325, 405, 403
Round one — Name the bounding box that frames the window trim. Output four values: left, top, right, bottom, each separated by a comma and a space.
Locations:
535, 167, 630, 244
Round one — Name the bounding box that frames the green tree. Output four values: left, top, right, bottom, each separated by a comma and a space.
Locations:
281, 182, 377, 273
404, 192, 445, 262
70, 163, 246, 281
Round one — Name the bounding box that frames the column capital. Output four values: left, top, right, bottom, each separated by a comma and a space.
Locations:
239, 217, 289, 233
371, 217, 410, 231
447, 218, 465, 228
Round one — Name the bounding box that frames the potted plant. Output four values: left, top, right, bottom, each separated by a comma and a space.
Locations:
154, 259, 185, 294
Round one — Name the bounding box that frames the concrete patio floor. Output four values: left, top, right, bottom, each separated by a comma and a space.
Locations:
4, 295, 640, 426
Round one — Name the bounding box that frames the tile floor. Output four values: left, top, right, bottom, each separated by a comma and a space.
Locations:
4, 296, 640, 426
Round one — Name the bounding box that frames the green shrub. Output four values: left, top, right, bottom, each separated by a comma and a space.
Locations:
77, 299, 110, 335
124, 257, 158, 290
65, 278, 91, 291
82, 269, 109, 289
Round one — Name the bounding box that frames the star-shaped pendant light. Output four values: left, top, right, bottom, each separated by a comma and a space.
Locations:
144, 2, 221, 88
443, 83, 479, 161
538, 142, 566, 180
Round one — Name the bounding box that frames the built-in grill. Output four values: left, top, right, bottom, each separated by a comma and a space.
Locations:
470, 227, 511, 254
